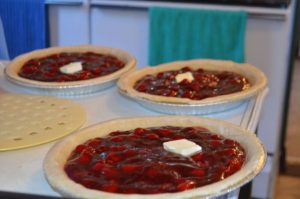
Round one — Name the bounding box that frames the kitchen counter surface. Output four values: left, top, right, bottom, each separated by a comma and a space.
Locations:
0, 61, 266, 197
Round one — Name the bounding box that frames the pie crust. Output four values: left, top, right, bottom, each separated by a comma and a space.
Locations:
44, 116, 266, 199
117, 60, 267, 113
5, 45, 136, 95
0, 93, 86, 151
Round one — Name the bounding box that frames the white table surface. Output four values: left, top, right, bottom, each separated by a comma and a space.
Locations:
0, 61, 264, 197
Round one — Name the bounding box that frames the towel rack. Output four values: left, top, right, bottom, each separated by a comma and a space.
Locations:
90, 0, 289, 20
45, 0, 290, 20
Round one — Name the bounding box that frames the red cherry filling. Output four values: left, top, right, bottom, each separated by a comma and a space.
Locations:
134, 67, 250, 100
64, 126, 246, 194
19, 52, 125, 82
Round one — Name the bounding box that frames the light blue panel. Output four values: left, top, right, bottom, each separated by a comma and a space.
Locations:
91, 7, 149, 68
0, 17, 9, 60
49, 5, 90, 46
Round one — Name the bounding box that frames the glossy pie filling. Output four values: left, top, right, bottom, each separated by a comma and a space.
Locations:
18, 52, 125, 82
64, 126, 246, 194
134, 67, 250, 100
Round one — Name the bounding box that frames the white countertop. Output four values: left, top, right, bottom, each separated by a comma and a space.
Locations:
0, 61, 265, 197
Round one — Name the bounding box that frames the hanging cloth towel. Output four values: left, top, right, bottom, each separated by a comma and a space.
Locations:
148, 7, 247, 66
0, 0, 47, 59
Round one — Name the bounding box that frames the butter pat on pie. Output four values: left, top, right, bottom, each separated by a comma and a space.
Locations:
163, 138, 202, 156
59, 62, 83, 74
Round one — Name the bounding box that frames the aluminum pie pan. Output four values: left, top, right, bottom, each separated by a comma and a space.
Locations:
120, 89, 247, 115
43, 116, 266, 199
5, 71, 117, 96
4, 45, 136, 96
117, 59, 267, 114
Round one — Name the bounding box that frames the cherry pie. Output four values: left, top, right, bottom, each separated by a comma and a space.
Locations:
44, 116, 266, 199
19, 52, 125, 82
5, 45, 136, 95
64, 126, 246, 194
118, 60, 267, 104
134, 67, 250, 100
118, 59, 267, 114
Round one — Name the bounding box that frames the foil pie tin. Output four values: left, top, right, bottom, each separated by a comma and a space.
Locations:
4, 45, 136, 96
5, 73, 117, 96
119, 90, 246, 115
118, 59, 268, 115
44, 116, 266, 199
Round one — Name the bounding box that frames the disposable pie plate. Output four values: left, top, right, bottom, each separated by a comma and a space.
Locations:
44, 116, 266, 199
4, 45, 136, 96
118, 59, 267, 115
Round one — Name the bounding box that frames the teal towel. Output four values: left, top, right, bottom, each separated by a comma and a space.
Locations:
149, 7, 247, 66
